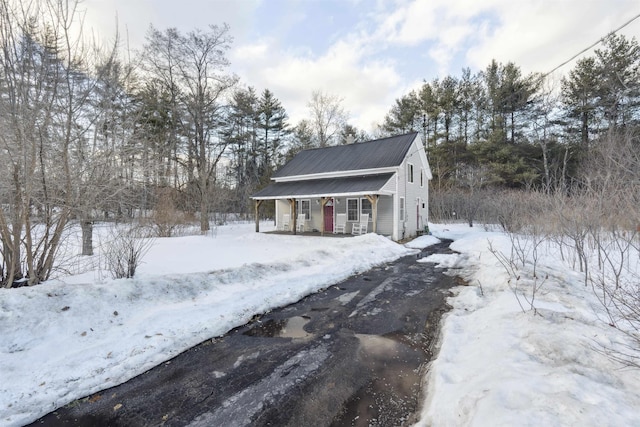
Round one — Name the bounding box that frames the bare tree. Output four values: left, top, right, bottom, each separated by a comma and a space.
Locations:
583, 130, 640, 366
102, 223, 155, 279
74, 40, 141, 255
307, 90, 349, 147
141, 25, 237, 233
0, 0, 110, 286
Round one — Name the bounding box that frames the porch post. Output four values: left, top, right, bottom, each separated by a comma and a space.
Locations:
289, 198, 297, 235
254, 200, 263, 232
366, 195, 379, 234
320, 197, 329, 236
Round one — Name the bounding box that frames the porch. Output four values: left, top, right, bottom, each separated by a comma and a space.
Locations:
252, 174, 396, 237
254, 194, 392, 237
265, 230, 357, 238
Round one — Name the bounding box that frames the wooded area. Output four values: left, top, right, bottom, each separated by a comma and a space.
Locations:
0, 0, 638, 288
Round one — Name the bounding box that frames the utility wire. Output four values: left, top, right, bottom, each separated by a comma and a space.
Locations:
543, 11, 640, 78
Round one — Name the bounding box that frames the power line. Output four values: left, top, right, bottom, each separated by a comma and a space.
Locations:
543, 12, 640, 78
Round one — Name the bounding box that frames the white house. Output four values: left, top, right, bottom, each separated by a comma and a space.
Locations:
252, 132, 432, 241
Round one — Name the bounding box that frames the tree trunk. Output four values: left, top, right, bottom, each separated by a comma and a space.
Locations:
581, 112, 589, 148
81, 220, 94, 256
200, 184, 210, 233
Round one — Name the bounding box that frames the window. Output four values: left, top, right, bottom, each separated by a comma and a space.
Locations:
347, 198, 359, 221
407, 163, 414, 183
298, 199, 310, 220
420, 169, 424, 187
361, 198, 372, 219
399, 197, 405, 222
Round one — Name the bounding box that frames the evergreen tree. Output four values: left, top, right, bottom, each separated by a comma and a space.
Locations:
561, 34, 640, 145
339, 123, 370, 144
561, 57, 601, 147
594, 34, 640, 130
285, 119, 315, 161
382, 91, 421, 134
257, 89, 290, 181
223, 86, 260, 212
434, 76, 459, 144
418, 82, 440, 147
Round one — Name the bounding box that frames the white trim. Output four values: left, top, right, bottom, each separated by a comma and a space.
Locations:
413, 135, 432, 180
252, 189, 396, 201
393, 173, 399, 241
273, 166, 399, 182
347, 198, 359, 221
297, 199, 311, 220
360, 197, 372, 221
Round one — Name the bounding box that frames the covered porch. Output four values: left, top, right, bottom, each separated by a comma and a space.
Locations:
252, 174, 395, 236
265, 229, 356, 238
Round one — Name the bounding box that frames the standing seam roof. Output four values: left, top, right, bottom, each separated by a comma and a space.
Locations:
273, 132, 418, 178
252, 173, 394, 199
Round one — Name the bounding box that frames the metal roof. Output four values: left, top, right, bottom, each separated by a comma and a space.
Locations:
272, 132, 418, 178
252, 173, 394, 200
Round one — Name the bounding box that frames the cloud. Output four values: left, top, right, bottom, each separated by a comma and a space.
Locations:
231, 34, 402, 131
466, 1, 640, 75
369, 0, 500, 76
229, 0, 499, 132
81, 0, 262, 55
80, 0, 640, 136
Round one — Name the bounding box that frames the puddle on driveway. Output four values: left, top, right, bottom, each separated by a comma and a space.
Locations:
244, 316, 312, 340
331, 333, 425, 426
355, 333, 400, 356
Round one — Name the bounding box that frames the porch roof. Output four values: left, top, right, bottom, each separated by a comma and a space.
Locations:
252, 173, 394, 200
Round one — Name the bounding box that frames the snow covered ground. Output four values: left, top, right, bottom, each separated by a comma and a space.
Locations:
1, 222, 639, 426
414, 225, 640, 426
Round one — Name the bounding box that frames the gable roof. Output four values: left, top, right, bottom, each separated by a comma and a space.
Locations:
273, 132, 418, 178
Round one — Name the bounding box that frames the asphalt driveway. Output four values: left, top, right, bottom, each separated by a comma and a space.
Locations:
29, 239, 458, 427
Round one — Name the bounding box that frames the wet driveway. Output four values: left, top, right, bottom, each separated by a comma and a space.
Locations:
30, 240, 458, 427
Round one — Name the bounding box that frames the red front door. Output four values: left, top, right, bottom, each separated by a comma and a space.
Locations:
324, 203, 334, 232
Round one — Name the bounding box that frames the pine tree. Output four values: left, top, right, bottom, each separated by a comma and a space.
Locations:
257, 89, 290, 181
561, 56, 600, 147
594, 34, 640, 130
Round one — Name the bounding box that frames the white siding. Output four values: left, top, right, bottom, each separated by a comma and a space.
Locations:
270, 136, 430, 241
308, 200, 322, 231
397, 138, 429, 239
332, 197, 357, 232
381, 175, 396, 193
375, 196, 394, 235
276, 199, 291, 230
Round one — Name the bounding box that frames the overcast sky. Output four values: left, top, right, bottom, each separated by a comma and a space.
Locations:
81, 0, 640, 133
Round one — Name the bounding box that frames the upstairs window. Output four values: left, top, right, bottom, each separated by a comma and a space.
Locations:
407, 163, 414, 183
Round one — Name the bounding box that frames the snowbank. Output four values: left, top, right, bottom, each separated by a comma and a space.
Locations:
414, 223, 640, 426
4, 221, 640, 427
0, 224, 413, 427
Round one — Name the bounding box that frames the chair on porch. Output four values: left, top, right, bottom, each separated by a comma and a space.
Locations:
279, 214, 290, 231
352, 213, 369, 235
296, 213, 307, 232
334, 213, 347, 234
